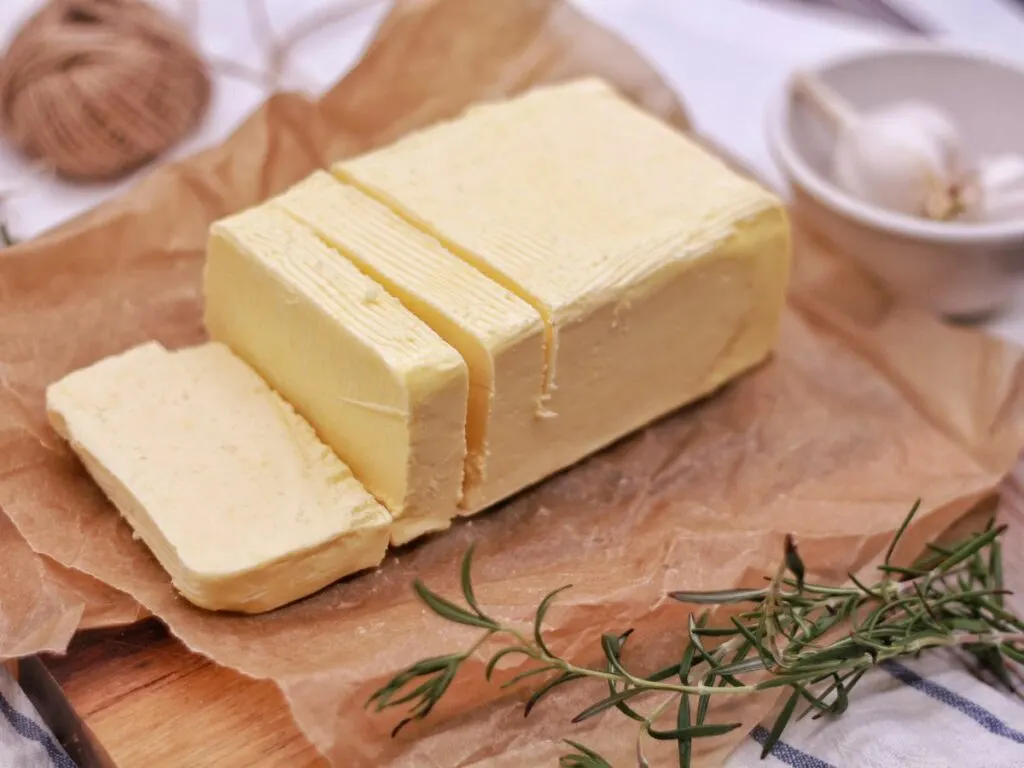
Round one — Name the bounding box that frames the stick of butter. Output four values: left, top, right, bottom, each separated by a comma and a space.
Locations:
270, 171, 547, 513
45, 342, 392, 613
335, 77, 791, 493
204, 206, 468, 544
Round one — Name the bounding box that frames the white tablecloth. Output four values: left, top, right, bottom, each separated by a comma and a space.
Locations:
728, 652, 1024, 768
4, 1, 1024, 765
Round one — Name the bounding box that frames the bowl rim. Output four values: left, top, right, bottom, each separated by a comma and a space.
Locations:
767, 39, 1024, 246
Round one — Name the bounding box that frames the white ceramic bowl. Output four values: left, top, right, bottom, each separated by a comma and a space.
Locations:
767, 42, 1024, 318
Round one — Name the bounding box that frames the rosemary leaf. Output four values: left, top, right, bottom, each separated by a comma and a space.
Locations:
695, 670, 715, 726
760, 688, 800, 758
559, 741, 613, 768
937, 526, 1007, 573
669, 587, 768, 605
730, 616, 770, 666
413, 579, 498, 630
572, 688, 647, 724
524, 671, 585, 717
677, 645, 697, 767
605, 631, 647, 723
485, 646, 533, 681
991, 539, 1005, 607
687, 613, 713, 665
884, 499, 921, 566
646, 661, 689, 683
601, 633, 632, 680
926, 542, 956, 558
877, 564, 927, 578
460, 544, 489, 620
1000, 643, 1024, 665
534, 585, 574, 656
792, 682, 831, 715
692, 624, 756, 637
677, 692, 693, 768
646, 722, 742, 740
385, 678, 443, 709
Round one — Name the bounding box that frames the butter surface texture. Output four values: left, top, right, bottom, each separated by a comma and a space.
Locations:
271, 172, 547, 512
46, 342, 392, 613
336, 78, 791, 488
204, 206, 468, 544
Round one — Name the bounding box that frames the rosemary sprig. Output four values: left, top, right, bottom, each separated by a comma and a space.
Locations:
369, 502, 1024, 766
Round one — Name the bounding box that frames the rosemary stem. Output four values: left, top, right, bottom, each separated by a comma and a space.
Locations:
500, 627, 758, 696
893, 565, 975, 597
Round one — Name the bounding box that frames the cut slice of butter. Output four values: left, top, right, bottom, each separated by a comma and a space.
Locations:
270, 171, 546, 512
335, 77, 791, 487
204, 205, 468, 544
45, 341, 392, 614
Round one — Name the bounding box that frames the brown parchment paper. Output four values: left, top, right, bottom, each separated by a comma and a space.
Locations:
2, 0, 1024, 764
0, 513, 142, 660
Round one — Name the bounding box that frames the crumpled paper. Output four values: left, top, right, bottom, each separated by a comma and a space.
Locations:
1, 0, 1023, 765
0, 513, 142, 661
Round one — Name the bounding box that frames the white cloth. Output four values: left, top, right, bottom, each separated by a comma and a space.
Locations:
0, 668, 73, 768
728, 651, 1024, 768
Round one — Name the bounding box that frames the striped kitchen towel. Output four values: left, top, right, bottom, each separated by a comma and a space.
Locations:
1, 650, 1024, 766
0, 666, 74, 768
728, 649, 1024, 768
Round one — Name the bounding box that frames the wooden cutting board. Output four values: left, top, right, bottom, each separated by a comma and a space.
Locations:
44, 620, 327, 768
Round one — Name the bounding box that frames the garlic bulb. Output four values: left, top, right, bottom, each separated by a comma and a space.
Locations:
794, 72, 970, 220
962, 153, 1024, 223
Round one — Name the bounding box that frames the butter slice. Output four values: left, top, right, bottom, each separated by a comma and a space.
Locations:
336, 78, 791, 490
271, 172, 546, 512
204, 206, 468, 544
45, 342, 392, 614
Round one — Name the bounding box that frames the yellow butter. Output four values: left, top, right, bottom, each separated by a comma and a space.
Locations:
335, 78, 790, 486
46, 342, 392, 613
271, 172, 547, 512
204, 206, 468, 544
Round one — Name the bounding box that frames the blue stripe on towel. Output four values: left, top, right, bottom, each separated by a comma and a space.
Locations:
750, 725, 836, 768
0, 689, 76, 768
882, 661, 1024, 745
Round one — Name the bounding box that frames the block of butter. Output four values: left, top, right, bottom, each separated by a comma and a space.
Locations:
204, 206, 469, 544
271, 172, 547, 513
335, 78, 791, 490
45, 342, 392, 613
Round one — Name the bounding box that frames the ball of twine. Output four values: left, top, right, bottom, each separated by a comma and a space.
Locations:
0, 0, 211, 181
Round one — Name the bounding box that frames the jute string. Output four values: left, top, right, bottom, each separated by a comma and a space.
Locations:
0, 0, 377, 188
0, 0, 375, 246
0, 0, 212, 181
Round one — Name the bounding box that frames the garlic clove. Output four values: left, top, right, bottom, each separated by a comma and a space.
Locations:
962, 153, 1024, 223
794, 71, 972, 221
875, 101, 968, 178
831, 102, 967, 218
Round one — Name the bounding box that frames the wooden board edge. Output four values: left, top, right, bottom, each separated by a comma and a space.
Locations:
17, 656, 118, 768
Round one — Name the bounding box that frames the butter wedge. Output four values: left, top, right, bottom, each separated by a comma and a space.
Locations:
45, 341, 392, 613
336, 78, 790, 482
204, 206, 468, 544
271, 172, 546, 512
